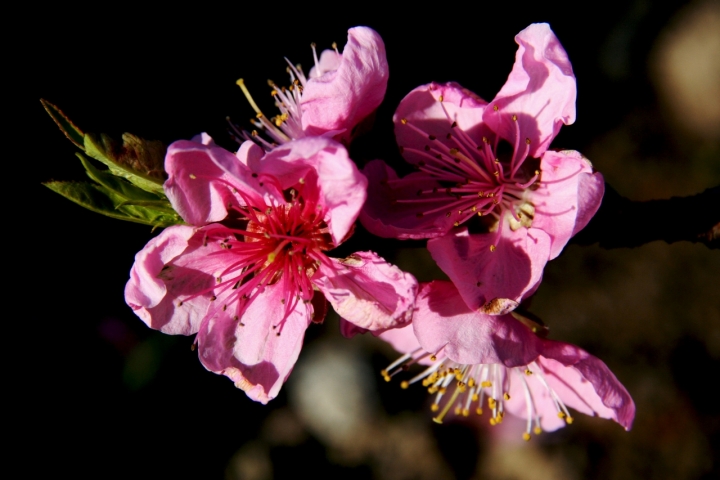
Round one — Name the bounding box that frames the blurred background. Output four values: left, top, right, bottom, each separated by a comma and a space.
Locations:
19, 0, 719, 478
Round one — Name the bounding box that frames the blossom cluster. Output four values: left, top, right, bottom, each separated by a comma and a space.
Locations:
100, 24, 633, 437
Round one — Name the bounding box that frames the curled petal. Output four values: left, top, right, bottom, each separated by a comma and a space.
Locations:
313, 251, 418, 333
484, 23, 576, 157
530, 150, 602, 259
505, 343, 635, 431
301, 26, 389, 140
125, 225, 215, 335
427, 227, 550, 311
197, 281, 313, 404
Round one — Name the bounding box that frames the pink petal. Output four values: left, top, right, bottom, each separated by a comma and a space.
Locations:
125, 225, 216, 335
427, 227, 550, 311
394, 82, 489, 168
164, 140, 264, 225
309, 49, 342, 79
359, 160, 455, 239
412, 282, 543, 365
536, 342, 634, 430
377, 323, 421, 353
313, 251, 418, 332
529, 150, 601, 259
196, 281, 314, 404
484, 23, 576, 158
257, 137, 367, 245
301, 26, 389, 141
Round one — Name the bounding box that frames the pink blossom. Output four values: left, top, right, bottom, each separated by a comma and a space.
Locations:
361, 23, 604, 311
233, 26, 388, 148
125, 136, 416, 403
379, 282, 635, 438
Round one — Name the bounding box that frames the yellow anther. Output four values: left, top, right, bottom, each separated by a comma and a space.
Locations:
481, 381, 492, 388
482, 136, 489, 143
430, 355, 437, 361
189, 174, 197, 179
267, 252, 277, 263
401, 118, 408, 125
468, 378, 476, 388
523, 432, 531, 441
439, 387, 447, 395
503, 392, 511, 401
477, 212, 483, 217
557, 412, 566, 419
512, 114, 518, 121
400, 380, 409, 390
454, 406, 462, 415
471, 206, 477, 212
472, 393, 479, 402
438, 95, 444, 102
566, 416, 574, 424
489, 417, 497, 426
525, 138, 531, 144
534, 426, 542, 435
493, 105, 499, 111
488, 398, 497, 409
380, 369, 388, 377
383, 375, 391, 382
453, 222, 460, 227
428, 386, 438, 394
431, 404, 439, 412
462, 408, 470, 417
525, 369, 533, 376
476, 407, 483, 415
490, 245, 496, 252
449, 148, 459, 155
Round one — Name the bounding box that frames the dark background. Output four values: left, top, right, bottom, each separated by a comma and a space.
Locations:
18, 1, 719, 478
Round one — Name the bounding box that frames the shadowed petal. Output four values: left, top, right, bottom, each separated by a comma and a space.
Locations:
412, 282, 543, 365
427, 227, 550, 310
530, 150, 603, 259
360, 160, 455, 239
394, 82, 489, 168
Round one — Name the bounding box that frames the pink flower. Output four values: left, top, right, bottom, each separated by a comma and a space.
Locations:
233, 26, 388, 148
361, 23, 604, 311
125, 136, 417, 403
380, 281, 635, 438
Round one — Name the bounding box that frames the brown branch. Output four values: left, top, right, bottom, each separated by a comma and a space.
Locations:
570, 184, 719, 249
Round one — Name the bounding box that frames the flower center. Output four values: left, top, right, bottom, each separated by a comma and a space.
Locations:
179, 182, 333, 333
383, 351, 574, 441
394, 99, 542, 233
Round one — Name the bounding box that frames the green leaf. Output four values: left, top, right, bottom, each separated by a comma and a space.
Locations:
77, 153, 162, 203
41, 99, 86, 149
84, 132, 167, 196
44, 181, 183, 228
